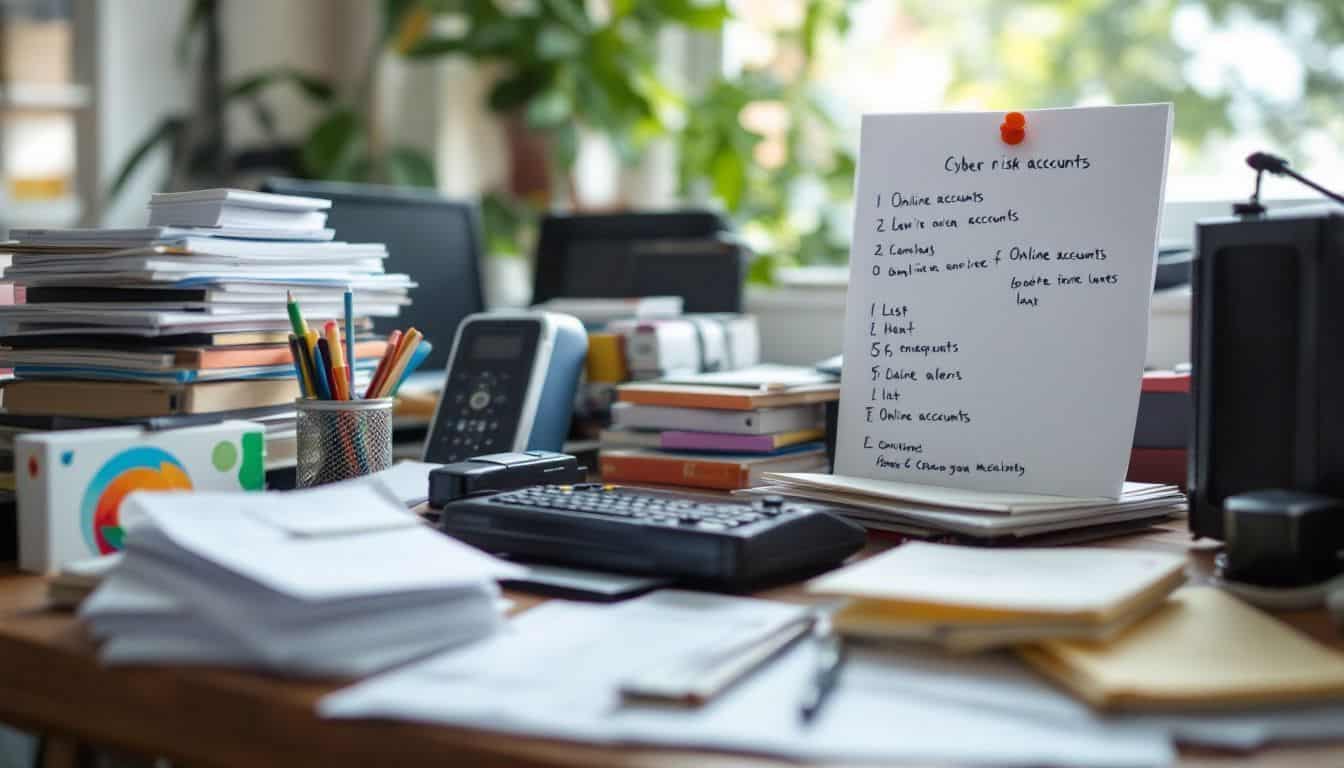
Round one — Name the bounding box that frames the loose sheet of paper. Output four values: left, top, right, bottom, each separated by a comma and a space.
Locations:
836, 104, 1172, 498
320, 594, 1173, 767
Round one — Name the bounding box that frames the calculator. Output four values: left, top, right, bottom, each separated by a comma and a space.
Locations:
437, 484, 867, 591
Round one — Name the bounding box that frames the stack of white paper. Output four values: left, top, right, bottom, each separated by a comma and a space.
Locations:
79, 483, 524, 676
740, 473, 1186, 541
0, 188, 416, 340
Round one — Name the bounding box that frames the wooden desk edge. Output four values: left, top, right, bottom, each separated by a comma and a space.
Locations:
0, 523, 1341, 767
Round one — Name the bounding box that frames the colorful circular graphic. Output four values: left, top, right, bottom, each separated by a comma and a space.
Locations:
80, 446, 193, 555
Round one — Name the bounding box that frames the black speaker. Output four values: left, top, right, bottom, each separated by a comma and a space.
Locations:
1189, 210, 1344, 539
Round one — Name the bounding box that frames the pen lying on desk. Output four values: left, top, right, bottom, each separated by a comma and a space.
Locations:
799, 613, 846, 724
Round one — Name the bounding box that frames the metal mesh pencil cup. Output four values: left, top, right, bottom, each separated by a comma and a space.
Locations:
295, 398, 394, 487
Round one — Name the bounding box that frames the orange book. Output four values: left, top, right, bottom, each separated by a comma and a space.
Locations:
178, 340, 387, 370
599, 448, 828, 491
615, 383, 840, 411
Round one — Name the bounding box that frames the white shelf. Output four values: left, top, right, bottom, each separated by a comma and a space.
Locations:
0, 82, 90, 110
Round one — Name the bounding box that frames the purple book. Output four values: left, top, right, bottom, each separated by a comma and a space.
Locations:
659, 428, 823, 454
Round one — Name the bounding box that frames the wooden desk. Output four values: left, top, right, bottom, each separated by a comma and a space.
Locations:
1, 522, 1342, 768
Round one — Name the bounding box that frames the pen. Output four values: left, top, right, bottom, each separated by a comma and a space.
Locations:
287, 334, 313, 397
317, 337, 340, 400
324, 321, 348, 400
375, 328, 423, 399
344, 287, 355, 397
294, 333, 320, 399
310, 334, 333, 400
798, 614, 845, 724
389, 340, 433, 397
364, 329, 402, 399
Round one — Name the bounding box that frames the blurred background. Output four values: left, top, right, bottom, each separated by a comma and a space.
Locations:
1, 0, 1340, 294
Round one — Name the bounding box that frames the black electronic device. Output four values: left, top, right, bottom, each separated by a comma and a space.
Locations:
422, 312, 587, 464
531, 211, 747, 313
428, 451, 585, 506
1189, 208, 1344, 540
261, 177, 484, 370
437, 485, 866, 591
1222, 490, 1344, 587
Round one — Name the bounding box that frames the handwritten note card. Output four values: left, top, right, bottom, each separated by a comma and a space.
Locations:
835, 104, 1172, 498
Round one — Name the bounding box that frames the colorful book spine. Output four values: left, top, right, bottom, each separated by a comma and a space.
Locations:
599, 452, 754, 491
659, 429, 825, 453
1127, 448, 1186, 488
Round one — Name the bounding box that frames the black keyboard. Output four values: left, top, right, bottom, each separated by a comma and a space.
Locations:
437, 484, 866, 591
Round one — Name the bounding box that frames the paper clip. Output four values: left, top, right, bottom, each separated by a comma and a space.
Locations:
1000, 112, 1026, 145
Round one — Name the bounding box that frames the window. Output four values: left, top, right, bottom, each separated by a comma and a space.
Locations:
720, 0, 1344, 264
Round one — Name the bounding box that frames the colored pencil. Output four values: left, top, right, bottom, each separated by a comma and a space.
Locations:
285, 290, 309, 339
287, 334, 313, 397
375, 328, 423, 398
390, 340, 434, 396
364, 329, 402, 399
317, 338, 341, 400
324, 321, 348, 400
344, 287, 355, 397
295, 334, 320, 399
309, 332, 332, 400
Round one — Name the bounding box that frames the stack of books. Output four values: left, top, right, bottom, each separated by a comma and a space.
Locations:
1128, 370, 1189, 488
598, 366, 839, 490
79, 482, 523, 676
0, 188, 413, 467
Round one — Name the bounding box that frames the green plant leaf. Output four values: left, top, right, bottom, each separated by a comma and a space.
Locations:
382, 0, 422, 41
226, 69, 335, 103
386, 146, 437, 187
249, 97, 278, 139
541, 0, 592, 34
536, 24, 585, 60
549, 121, 580, 172
106, 118, 184, 202
746, 252, 779, 285
174, 0, 214, 65
301, 109, 365, 181
525, 87, 572, 128
489, 70, 550, 112
711, 149, 746, 212
470, 18, 524, 55
402, 36, 468, 59
650, 0, 730, 30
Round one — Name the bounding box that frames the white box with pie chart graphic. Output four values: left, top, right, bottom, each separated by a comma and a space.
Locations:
15, 420, 266, 573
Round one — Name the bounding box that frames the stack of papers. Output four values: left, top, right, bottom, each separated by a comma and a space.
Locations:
1022, 587, 1344, 710
0, 188, 410, 421
320, 589, 1344, 765
807, 542, 1187, 651
148, 188, 332, 230
320, 594, 1176, 766
740, 473, 1187, 543
79, 483, 523, 676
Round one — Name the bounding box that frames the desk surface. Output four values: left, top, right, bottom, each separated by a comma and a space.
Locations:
1, 521, 1342, 768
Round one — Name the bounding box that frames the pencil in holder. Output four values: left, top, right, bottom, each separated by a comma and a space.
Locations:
295, 398, 394, 488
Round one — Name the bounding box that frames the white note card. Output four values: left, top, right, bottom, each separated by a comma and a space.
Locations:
836, 104, 1172, 498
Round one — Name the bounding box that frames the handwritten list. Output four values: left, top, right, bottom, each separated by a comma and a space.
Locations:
835, 105, 1172, 498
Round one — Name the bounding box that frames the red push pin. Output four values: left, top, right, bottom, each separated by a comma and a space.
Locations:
1000, 111, 1026, 145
